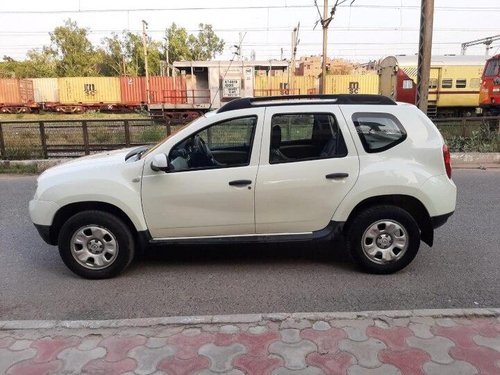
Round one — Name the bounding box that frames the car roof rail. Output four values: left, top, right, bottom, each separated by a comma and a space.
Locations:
217, 94, 396, 113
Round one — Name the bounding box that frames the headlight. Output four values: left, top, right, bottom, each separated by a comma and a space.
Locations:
493, 88, 500, 93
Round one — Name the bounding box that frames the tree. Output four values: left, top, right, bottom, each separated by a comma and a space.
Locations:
189, 24, 225, 61
100, 31, 162, 76
164, 23, 224, 64
48, 19, 100, 76
0, 49, 56, 78
164, 23, 192, 64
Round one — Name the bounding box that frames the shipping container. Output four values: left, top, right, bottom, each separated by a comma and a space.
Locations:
149, 76, 187, 104
0, 78, 35, 105
325, 74, 379, 95
31, 78, 59, 103
254, 75, 317, 96
120, 76, 188, 106
58, 77, 121, 104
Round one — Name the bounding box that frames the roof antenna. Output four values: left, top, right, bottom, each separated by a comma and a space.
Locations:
208, 32, 247, 113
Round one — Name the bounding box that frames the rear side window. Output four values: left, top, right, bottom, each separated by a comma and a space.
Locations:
352, 113, 407, 153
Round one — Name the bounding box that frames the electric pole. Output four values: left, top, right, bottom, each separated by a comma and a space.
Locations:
321, 0, 329, 94
416, 0, 434, 113
315, 0, 354, 94
142, 20, 151, 105
289, 23, 300, 94
165, 37, 170, 77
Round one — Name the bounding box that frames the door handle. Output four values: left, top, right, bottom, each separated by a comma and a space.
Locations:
228, 179, 252, 186
325, 173, 349, 179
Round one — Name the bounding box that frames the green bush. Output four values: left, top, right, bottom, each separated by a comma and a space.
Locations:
139, 126, 166, 143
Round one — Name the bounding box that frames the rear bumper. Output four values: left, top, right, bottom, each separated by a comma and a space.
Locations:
431, 211, 454, 229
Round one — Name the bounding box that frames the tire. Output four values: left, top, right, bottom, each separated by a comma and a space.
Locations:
347, 205, 420, 274
58, 210, 135, 279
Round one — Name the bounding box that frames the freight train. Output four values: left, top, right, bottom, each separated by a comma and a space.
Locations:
479, 54, 500, 115
0, 56, 492, 119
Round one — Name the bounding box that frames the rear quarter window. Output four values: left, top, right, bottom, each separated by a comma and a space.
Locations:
352, 113, 407, 153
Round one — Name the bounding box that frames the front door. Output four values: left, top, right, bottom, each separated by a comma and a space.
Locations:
255, 106, 359, 234
142, 113, 263, 238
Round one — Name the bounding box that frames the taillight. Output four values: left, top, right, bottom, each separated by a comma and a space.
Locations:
443, 144, 452, 179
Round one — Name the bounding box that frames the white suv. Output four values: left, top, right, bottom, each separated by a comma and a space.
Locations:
29, 95, 456, 279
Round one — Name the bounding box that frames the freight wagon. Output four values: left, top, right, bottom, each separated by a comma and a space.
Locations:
0, 79, 36, 113
378, 55, 487, 117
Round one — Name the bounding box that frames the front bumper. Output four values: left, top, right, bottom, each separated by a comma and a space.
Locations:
34, 224, 56, 245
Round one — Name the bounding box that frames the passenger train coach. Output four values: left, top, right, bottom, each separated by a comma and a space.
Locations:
378, 55, 487, 117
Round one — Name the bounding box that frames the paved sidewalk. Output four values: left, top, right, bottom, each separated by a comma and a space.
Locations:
1, 309, 499, 375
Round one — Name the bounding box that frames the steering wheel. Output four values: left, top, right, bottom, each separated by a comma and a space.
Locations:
194, 135, 215, 164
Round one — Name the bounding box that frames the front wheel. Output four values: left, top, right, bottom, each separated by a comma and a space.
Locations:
58, 211, 135, 279
347, 205, 421, 274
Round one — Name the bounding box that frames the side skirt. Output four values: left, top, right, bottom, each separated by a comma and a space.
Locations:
142, 221, 344, 247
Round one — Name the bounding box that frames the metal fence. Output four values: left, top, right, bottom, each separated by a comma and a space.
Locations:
0, 118, 185, 160
0, 116, 498, 160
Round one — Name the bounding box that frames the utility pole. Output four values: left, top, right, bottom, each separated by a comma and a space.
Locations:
416, 0, 434, 114
321, 0, 329, 94
165, 37, 170, 77
315, 0, 354, 94
289, 23, 300, 94
142, 20, 151, 105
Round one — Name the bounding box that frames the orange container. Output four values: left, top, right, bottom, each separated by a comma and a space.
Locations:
120, 76, 188, 105
120, 77, 146, 105
0, 79, 34, 105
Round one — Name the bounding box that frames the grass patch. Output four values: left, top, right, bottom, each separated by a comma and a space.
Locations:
0, 163, 38, 174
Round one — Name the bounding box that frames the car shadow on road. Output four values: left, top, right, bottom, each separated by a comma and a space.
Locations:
133, 238, 356, 272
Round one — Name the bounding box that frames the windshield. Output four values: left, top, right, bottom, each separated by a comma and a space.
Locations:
140, 117, 205, 159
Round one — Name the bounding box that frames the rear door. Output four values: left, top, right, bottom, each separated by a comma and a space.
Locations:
255, 105, 359, 234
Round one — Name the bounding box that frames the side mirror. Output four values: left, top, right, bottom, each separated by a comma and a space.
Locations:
150, 154, 169, 172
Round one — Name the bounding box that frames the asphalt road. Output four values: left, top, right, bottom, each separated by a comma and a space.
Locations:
0, 170, 499, 321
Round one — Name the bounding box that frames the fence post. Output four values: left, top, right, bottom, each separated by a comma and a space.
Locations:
0, 123, 5, 159
39, 122, 48, 159
82, 121, 90, 155
124, 120, 131, 147
461, 118, 467, 137
165, 119, 171, 137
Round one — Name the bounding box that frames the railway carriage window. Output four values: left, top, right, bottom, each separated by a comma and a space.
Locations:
429, 79, 438, 89
456, 79, 467, 89
442, 79, 453, 89
402, 80, 413, 89
269, 113, 347, 164
352, 113, 407, 154
168, 116, 257, 172
470, 78, 480, 88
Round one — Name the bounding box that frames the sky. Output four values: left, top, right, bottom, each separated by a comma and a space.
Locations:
0, 0, 499, 63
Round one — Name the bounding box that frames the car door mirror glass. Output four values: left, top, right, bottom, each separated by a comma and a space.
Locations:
150, 154, 170, 172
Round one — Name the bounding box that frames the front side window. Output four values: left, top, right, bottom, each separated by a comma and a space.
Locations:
169, 116, 257, 172
269, 113, 347, 164
352, 112, 407, 153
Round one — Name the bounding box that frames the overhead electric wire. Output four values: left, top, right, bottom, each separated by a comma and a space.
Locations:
0, 4, 498, 14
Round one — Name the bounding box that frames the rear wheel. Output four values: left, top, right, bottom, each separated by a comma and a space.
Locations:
58, 211, 135, 279
347, 205, 420, 274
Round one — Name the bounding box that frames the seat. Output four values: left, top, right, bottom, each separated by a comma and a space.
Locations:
270, 125, 290, 163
